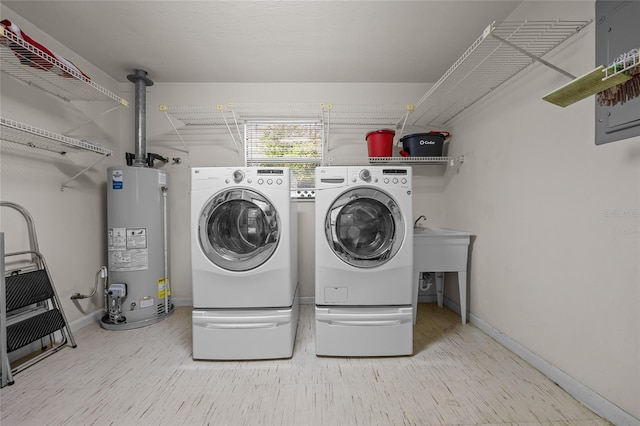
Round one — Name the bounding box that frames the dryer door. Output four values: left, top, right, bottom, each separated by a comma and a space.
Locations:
199, 189, 280, 271
325, 187, 405, 268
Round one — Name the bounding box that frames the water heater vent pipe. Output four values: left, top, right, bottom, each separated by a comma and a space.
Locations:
126, 69, 154, 167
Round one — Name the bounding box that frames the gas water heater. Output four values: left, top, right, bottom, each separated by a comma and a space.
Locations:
103, 166, 173, 330
101, 69, 173, 330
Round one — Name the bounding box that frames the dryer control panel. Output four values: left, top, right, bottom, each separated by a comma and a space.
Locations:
222, 168, 288, 187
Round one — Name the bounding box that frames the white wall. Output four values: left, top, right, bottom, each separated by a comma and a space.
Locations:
442, 1, 639, 420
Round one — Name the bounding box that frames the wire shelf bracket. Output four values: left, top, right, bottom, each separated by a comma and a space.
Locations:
160, 104, 246, 155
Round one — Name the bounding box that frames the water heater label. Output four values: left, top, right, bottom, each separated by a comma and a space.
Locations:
139, 297, 154, 309
108, 228, 126, 249
108, 249, 148, 271
127, 228, 147, 249
108, 227, 149, 271
112, 169, 123, 190
158, 277, 171, 299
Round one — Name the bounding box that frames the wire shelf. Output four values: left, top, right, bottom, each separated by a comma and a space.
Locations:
161, 103, 412, 127
0, 26, 128, 105
604, 49, 640, 80
0, 117, 113, 156
322, 104, 413, 127
160, 103, 415, 155
161, 103, 324, 126
410, 20, 592, 126
326, 156, 456, 166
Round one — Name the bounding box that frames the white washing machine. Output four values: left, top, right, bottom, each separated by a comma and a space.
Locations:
315, 166, 413, 356
191, 167, 298, 360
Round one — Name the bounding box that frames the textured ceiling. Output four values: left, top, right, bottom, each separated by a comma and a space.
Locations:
2, 1, 523, 84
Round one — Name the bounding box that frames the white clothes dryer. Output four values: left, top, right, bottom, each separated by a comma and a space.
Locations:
315, 166, 413, 356
191, 167, 298, 360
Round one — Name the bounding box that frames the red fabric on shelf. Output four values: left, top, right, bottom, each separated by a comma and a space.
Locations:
1, 19, 90, 81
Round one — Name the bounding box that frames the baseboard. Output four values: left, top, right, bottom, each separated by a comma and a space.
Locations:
69, 309, 103, 332
442, 298, 640, 426
299, 296, 314, 305
418, 294, 437, 303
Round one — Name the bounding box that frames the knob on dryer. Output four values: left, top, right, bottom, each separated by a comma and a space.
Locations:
233, 170, 245, 183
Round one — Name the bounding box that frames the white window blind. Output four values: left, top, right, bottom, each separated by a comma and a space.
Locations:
245, 121, 323, 192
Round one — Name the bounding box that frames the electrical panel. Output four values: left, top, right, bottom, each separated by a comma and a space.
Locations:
595, 0, 640, 145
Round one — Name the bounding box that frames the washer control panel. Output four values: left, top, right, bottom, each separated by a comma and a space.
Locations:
224, 168, 287, 187
347, 167, 410, 189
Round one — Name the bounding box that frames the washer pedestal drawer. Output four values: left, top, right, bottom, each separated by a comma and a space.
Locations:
192, 301, 298, 360
315, 306, 413, 357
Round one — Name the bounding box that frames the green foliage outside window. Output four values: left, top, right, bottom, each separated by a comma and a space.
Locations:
249, 123, 322, 189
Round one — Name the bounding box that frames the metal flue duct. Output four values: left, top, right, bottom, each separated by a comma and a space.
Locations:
126, 69, 153, 167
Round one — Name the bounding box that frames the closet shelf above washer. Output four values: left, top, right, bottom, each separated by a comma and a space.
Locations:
160, 103, 416, 155
0, 25, 128, 105
326, 156, 458, 166
160, 103, 412, 126
408, 20, 592, 127
326, 155, 465, 188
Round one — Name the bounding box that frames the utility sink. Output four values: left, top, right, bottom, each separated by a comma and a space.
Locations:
413, 227, 468, 236
412, 227, 472, 325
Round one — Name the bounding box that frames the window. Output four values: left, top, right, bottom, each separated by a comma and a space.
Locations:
245, 121, 323, 197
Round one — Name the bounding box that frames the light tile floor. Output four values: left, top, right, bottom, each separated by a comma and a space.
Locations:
1, 304, 611, 426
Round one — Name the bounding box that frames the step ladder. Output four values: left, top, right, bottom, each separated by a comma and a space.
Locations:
1, 201, 77, 388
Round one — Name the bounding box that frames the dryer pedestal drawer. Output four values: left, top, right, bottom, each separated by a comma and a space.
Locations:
315, 306, 413, 357
192, 302, 298, 360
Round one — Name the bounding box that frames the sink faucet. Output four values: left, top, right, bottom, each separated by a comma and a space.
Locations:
414, 215, 427, 227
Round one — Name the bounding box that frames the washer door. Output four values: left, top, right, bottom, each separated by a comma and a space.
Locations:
325, 187, 405, 268
199, 189, 280, 272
